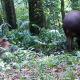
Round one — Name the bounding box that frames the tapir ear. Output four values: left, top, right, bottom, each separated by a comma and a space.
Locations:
2, 38, 7, 42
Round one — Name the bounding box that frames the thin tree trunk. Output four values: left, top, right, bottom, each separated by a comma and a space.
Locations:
61, 0, 65, 22
0, 15, 3, 25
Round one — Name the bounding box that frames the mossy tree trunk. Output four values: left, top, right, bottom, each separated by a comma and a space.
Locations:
1, 0, 17, 30
29, 0, 46, 35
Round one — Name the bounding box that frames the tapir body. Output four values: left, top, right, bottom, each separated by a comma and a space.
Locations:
63, 10, 80, 50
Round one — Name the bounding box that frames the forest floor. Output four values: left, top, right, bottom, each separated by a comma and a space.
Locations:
0, 50, 80, 80
0, 61, 80, 80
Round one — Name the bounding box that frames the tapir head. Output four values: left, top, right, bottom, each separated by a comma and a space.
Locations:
0, 38, 13, 53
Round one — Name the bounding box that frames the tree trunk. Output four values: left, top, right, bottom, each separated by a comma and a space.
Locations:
0, 15, 3, 25
61, 0, 65, 22
29, 0, 46, 35
1, 0, 17, 30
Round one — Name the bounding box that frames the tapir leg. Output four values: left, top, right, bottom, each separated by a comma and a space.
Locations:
67, 36, 73, 51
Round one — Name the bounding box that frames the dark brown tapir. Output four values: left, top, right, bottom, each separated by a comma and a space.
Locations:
63, 10, 80, 51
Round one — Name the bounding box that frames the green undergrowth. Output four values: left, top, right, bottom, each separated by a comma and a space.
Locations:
0, 49, 80, 80
0, 21, 80, 79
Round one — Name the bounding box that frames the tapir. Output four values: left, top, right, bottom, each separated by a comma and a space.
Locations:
0, 38, 13, 53
63, 10, 80, 51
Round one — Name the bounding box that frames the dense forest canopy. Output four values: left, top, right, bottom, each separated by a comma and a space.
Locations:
0, 0, 80, 80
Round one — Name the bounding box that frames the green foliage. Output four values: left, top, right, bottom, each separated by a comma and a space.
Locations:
15, 0, 29, 21
0, 22, 11, 37
2, 24, 66, 55
16, 7, 29, 20
43, 0, 61, 28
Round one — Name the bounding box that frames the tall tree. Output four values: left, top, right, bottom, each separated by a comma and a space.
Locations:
0, 15, 3, 25
29, 0, 46, 35
70, 0, 78, 10
1, 0, 17, 30
61, 0, 65, 22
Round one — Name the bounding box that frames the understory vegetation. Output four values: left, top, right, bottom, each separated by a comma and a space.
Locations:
0, 19, 80, 80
